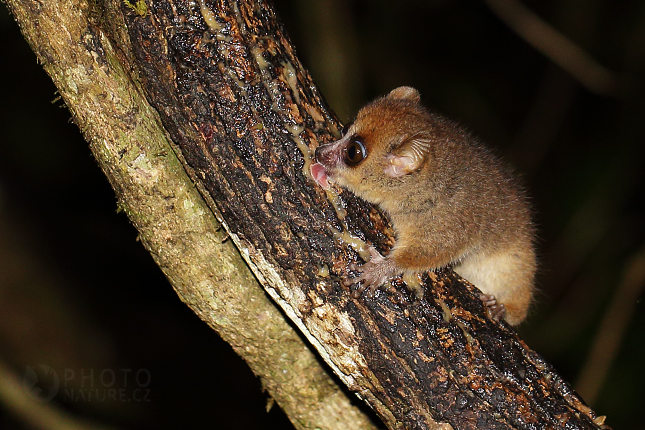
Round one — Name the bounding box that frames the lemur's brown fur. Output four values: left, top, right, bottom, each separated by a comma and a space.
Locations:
311, 87, 536, 325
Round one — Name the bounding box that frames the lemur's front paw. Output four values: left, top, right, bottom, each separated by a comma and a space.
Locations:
343, 246, 397, 298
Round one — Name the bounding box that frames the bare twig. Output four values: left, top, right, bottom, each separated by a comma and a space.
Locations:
575, 244, 645, 405
484, 0, 623, 96
0, 360, 116, 430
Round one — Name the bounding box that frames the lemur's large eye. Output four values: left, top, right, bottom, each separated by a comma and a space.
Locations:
345, 137, 367, 166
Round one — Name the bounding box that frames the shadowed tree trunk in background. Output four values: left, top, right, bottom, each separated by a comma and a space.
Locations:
5, 0, 611, 429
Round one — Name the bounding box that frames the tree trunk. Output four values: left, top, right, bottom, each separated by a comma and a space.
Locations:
5, 0, 610, 429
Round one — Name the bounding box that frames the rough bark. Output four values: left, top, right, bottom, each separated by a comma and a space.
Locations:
4, 0, 376, 429
6, 0, 611, 429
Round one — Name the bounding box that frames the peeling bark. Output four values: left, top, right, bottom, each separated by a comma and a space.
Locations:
6, 0, 611, 429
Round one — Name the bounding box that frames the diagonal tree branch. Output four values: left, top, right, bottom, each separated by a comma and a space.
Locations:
483, 0, 624, 97
6, 0, 611, 428
4, 0, 376, 429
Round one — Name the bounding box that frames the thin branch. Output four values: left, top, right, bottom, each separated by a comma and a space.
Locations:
484, 0, 624, 96
0, 360, 116, 430
575, 244, 645, 404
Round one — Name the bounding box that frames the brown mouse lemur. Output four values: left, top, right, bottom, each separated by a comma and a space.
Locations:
311, 86, 536, 325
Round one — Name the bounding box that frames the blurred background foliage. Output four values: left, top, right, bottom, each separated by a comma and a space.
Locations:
0, 0, 643, 428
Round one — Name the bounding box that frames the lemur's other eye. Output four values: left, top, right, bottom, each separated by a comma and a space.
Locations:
345, 137, 367, 166
341, 122, 352, 135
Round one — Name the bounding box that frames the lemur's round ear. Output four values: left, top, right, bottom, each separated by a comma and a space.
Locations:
387, 86, 421, 103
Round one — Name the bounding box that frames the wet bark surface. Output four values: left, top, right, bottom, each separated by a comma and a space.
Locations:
120, 0, 610, 429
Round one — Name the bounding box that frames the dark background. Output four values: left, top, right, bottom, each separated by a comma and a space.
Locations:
1, 0, 643, 429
